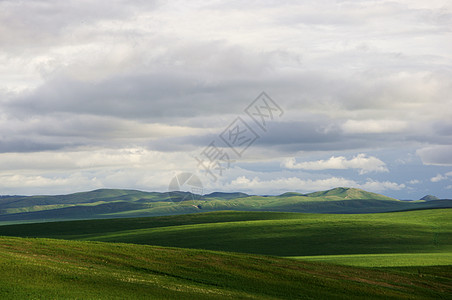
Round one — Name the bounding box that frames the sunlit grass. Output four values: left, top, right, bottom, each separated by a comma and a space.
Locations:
288, 252, 452, 267
0, 236, 451, 299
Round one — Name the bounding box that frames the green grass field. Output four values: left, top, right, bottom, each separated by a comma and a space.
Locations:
1, 209, 451, 298
2, 209, 451, 257
0, 236, 451, 299
288, 253, 452, 267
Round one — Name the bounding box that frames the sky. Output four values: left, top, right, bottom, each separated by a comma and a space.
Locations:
1, 0, 451, 199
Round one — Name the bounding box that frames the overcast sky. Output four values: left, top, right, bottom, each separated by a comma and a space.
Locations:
1, 0, 451, 198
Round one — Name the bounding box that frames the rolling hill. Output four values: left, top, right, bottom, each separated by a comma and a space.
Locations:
1, 187, 451, 224
1, 208, 451, 298
1, 209, 451, 257
304, 187, 397, 200
1, 236, 450, 299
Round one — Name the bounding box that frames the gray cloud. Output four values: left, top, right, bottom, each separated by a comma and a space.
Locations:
1, 0, 451, 196
417, 146, 452, 166
0, 139, 71, 153
0, 0, 158, 48
7, 73, 244, 119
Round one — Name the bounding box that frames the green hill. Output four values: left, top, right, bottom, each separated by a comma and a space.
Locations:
421, 195, 440, 201
1, 209, 451, 298
278, 192, 305, 197
0, 236, 450, 299
203, 192, 249, 200
2, 209, 451, 257
0, 189, 162, 208
305, 187, 398, 200
1, 187, 451, 224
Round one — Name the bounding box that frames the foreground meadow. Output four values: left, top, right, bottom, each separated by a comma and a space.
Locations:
0, 236, 451, 299
1, 209, 451, 298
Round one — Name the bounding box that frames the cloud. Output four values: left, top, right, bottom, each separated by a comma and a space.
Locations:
431, 174, 447, 182
430, 171, 452, 182
0, 111, 211, 153
360, 180, 406, 192
223, 175, 404, 194
0, 0, 451, 198
282, 154, 388, 174
227, 176, 356, 193
0, 147, 200, 195
417, 146, 452, 166
0, 147, 197, 172
342, 119, 407, 134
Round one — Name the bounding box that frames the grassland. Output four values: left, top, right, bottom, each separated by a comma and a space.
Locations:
0, 236, 451, 299
288, 253, 452, 267
1, 208, 451, 298
2, 209, 451, 257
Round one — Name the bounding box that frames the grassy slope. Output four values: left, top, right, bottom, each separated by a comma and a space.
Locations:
1, 210, 451, 257
0, 189, 153, 208
0, 236, 451, 299
304, 187, 397, 200
1, 209, 451, 298
289, 253, 452, 267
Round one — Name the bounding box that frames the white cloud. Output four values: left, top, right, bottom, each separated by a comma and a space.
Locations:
0, 147, 196, 172
226, 176, 355, 193
431, 174, 447, 182
282, 154, 388, 174
0, 169, 182, 196
0, 174, 72, 188
342, 119, 408, 134
0, 147, 199, 195
430, 171, 452, 182
360, 180, 406, 193
408, 179, 421, 184
223, 175, 404, 195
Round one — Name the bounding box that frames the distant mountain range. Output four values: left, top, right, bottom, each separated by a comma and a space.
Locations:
0, 187, 451, 224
